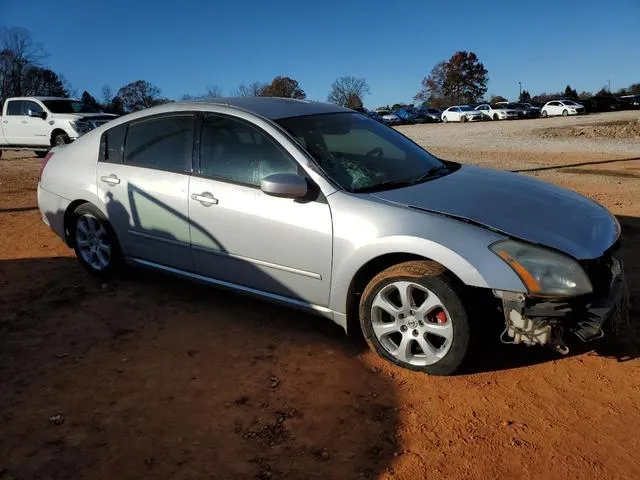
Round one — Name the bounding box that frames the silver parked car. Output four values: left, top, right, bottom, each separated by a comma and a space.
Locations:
36, 97, 630, 375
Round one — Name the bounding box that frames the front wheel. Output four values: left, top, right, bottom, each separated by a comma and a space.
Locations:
359, 261, 471, 376
72, 203, 123, 277
562, 109, 568, 116
53, 132, 70, 147
460, 115, 467, 123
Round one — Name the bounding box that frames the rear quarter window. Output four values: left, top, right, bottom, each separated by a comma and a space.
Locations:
99, 123, 127, 163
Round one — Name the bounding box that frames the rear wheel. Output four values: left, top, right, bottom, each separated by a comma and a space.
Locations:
359, 261, 471, 376
541, 110, 548, 117
72, 203, 123, 277
442, 116, 448, 123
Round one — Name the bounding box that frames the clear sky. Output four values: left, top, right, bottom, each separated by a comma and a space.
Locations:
2, 0, 639, 107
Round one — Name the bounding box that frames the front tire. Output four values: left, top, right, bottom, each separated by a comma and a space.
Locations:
562, 109, 568, 116
72, 204, 123, 277
359, 261, 471, 376
53, 132, 70, 147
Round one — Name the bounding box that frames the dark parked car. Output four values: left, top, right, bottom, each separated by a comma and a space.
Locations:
393, 108, 417, 125
416, 107, 442, 122
619, 95, 640, 109
581, 96, 624, 113
354, 107, 385, 123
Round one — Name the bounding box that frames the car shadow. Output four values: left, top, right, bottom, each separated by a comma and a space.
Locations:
511, 156, 640, 173
0, 255, 399, 480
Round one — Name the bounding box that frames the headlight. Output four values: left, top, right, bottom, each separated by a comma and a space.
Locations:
70, 121, 91, 133
490, 239, 592, 297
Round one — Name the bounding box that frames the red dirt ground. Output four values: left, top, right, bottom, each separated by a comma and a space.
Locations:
1, 151, 639, 479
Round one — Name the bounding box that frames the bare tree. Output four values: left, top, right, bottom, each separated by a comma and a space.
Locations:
117, 80, 168, 112
21, 66, 70, 97
0, 27, 48, 102
204, 85, 223, 98
234, 81, 267, 96
327, 76, 370, 108
102, 85, 113, 104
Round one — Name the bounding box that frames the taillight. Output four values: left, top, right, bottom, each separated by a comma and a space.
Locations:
39, 151, 54, 181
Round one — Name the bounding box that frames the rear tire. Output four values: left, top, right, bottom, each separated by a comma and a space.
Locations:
541, 110, 548, 117
71, 203, 123, 278
359, 261, 471, 376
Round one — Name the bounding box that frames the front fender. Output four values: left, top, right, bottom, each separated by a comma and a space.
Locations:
326, 192, 527, 315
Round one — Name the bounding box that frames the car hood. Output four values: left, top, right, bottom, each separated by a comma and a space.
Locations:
51, 113, 118, 120
371, 165, 618, 260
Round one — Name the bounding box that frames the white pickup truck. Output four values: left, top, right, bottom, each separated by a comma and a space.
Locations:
0, 96, 118, 158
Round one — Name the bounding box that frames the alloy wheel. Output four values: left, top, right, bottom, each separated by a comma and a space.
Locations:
370, 280, 453, 366
75, 214, 112, 271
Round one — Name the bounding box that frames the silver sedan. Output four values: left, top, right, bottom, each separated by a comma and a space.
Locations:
36, 97, 629, 375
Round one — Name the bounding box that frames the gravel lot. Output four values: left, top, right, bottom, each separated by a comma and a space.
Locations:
1, 111, 639, 479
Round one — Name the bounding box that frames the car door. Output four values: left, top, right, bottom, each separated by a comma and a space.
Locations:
95, 113, 195, 272
2, 100, 29, 144
548, 101, 560, 115
476, 105, 489, 119
22, 100, 50, 145
188, 112, 333, 307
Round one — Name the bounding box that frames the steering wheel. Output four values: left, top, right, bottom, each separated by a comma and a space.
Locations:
365, 147, 383, 160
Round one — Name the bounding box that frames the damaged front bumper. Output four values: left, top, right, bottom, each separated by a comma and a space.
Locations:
494, 257, 631, 354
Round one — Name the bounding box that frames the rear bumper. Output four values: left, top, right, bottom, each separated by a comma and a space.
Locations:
37, 183, 71, 243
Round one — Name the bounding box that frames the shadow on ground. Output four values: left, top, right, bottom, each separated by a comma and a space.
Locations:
0, 257, 398, 480
511, 156, 640, 173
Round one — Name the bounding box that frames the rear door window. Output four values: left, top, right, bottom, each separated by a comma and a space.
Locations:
6, 100, 26, 115
123, 115, 195, 173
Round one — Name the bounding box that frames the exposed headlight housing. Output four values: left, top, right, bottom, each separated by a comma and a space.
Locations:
490, 240, 592, 297
70, 120, 92, 133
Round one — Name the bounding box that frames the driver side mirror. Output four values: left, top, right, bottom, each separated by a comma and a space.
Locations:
28, 110, 47, 120
261, 173, 308, 199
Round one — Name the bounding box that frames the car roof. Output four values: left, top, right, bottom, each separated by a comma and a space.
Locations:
7, 96, 79, 101
176, 97, 351, 120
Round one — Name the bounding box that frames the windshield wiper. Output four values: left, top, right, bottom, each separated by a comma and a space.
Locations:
353, 165, 449, 193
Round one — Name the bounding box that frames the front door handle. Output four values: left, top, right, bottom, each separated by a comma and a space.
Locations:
191, 192, 218, 206
100, 174, 120, 185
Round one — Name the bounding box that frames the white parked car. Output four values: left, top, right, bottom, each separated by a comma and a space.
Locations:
441, 106, 483, 123
0, 96, 117, 158
376, 109, 401, 126
541, 100, 585, 117
475, 103, 519, 120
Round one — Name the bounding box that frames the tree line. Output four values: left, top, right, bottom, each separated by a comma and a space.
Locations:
2, 26, 638, 116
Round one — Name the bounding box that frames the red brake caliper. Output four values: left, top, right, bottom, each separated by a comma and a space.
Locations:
428, 309, 448, 325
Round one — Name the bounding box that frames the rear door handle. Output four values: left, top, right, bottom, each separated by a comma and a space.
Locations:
191, 192, 218, 206
100, 174, 120, 185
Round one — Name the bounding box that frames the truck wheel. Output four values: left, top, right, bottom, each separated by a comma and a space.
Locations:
359, 261, 471, 376
53, 132, 70, 147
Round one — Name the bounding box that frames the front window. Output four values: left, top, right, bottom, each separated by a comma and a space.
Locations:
41, 99, 101, 113
276, 113, 452, 193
